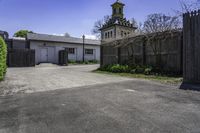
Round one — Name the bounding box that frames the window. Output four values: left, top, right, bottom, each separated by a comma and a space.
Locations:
85, 49, 93, 55
119, 8, 122, 14
67, 48, 75, 54
108, 32, 110, 38
111, 31, 113, 38
121, 31, 124, 37
105, 33, 107, 39
113, 8, 116, 14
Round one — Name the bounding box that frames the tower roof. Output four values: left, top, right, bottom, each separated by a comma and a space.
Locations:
111, 0, 125, 6
100, 17, 137, 30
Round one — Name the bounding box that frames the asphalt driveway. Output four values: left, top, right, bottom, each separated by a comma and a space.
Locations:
0, 64, 200, 133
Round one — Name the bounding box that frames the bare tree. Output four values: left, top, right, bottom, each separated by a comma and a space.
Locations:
176, 0, 200, 15
131, 18, 144, 35
143, 13, 180, 33
92, 15, 110, 39
171, 0, 200, 28
131, 17, 138, 28
143, 13, 181, 68
135, 22, 144, 35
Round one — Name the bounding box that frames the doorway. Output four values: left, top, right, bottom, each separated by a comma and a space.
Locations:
40, 48, 48, 62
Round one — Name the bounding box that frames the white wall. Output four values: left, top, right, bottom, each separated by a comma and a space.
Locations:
30, 41, 100, 64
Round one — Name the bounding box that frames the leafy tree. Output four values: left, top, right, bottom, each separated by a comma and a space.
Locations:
14, 30, 34, 38
143, 13, 180, 33
92, 15, 110, 39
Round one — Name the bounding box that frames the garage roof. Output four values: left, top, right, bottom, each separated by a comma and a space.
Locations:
27, 33, 101, 45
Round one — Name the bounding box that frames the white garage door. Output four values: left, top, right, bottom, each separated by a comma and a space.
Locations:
47, 47, 56, 63
41, 48, 48, 62
40, 47, 56, 63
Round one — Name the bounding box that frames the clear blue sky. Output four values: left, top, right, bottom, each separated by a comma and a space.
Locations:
0, 0, 197, 38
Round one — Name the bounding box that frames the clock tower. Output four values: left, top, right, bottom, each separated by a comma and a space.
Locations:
100, 0, 137, 43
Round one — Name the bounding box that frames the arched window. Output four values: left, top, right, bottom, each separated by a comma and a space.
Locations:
110, 31, 113, 38
119, 8, 122, 14
113, 8, 116, 14
121, 31, 124, 37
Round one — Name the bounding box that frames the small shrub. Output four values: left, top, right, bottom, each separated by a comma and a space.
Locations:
110, 64, 123, 73
68, 60, 76, 64
152, 67, 162, 74
100, 64, 130, 73
98, 65, 112, 71
130, 69, 136, 74
144, 67, 153, 75
88, 60, 98, 64
136, 66, 145, 74
84, 61, 89, 64
0, 37, 7, 81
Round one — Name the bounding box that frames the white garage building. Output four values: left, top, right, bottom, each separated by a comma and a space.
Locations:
27, 33, 100, 64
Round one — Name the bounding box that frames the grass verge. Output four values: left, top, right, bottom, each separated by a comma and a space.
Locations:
94, 70, 183, 85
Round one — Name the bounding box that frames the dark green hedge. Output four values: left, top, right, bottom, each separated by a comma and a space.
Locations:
0, 37, 7, 81
99, 64, 180, 76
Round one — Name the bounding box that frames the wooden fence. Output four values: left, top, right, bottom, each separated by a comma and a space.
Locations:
7, 49, 35, 67
183, 10, 200, 83
101, 30, 183, 74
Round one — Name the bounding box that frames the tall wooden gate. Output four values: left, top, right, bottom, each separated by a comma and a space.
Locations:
183, 10, 200, 84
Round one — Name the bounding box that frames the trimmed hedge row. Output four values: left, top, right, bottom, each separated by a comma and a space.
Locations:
99, 64, 152, 75
0, 37, 7, 81
99, 64, 181, 76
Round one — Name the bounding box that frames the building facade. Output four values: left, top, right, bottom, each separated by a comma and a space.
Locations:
0, 31, 9, 40
27, 33, 100, 64
4, 32, 100, 65
100, 0, 137, 43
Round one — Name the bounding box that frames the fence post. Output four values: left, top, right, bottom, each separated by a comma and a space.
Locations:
100, 45, 103, 67
142, 39, 146, 66
118, 47, 121, 64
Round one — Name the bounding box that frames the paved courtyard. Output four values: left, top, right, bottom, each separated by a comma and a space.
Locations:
0, 64, 132, 96
0, 64, 200, 133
